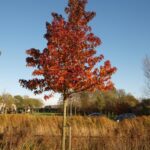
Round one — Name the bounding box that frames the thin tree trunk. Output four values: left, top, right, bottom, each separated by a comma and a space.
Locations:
62, 98, 67, 150
70, 100, 72, 116
69, 126, 72, 150
75, 106, 76, 115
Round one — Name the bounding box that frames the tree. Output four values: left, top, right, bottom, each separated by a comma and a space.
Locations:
24, 97, 43, 108
133, 99, 150, 115
19, 0, 116, 149
143, 56, 150, 97
14, 95, 43, 109
14, 95, 24, 108
2, 93, 14, 107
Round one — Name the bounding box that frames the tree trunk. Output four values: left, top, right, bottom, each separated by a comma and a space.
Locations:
70, 100, 72, 116
62, 99, 67, 150
75, 106, 76, 115
69, 126, 72, 150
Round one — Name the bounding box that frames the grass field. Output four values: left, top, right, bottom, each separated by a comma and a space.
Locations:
33, 112, 62, 116
0, 114, 149, 150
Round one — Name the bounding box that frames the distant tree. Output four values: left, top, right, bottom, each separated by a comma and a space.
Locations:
0, 96, 2, 102
133, 98, 150, 115
14, 95, 43, 108
102, 90, 137, 114
24, 98, 43, 108
19, 0, 116, 149
2, 93, 14, 107
140, 99, 150, 115
143, 56, 150, 97
88, 89, 117, 113
74, 91, 99, 114
14, 95, 24, 108
69, 89, 139, 115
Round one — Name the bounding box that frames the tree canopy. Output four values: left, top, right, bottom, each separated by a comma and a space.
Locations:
0, 93, 43, 108
19, 0, 116, 100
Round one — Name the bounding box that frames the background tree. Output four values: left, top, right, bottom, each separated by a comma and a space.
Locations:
14, 95, 24, 108
143, 56, 150, 97
1, 93, 14, 107
24, 97, 43, 108
115, 92, 138, 114
0, 95, 2, 103
19, 0, 116, 149
133, 98, 150, 115
67, 89, 139, 116
14, 95, 43, 109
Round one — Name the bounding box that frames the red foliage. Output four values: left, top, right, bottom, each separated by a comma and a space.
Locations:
19, 0, 116, 100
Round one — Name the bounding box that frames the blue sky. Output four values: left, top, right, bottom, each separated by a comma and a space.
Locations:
0, 0, 150, 105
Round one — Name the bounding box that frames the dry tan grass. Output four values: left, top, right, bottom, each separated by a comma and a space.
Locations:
0, 114, 149, 150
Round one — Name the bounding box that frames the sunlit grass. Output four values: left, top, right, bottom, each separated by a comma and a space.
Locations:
0, 114, 149, 150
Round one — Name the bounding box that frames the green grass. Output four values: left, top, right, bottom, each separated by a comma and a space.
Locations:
33, 112, 62, 116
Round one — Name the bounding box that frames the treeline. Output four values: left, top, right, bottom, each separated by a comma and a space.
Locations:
0, 93, 43, 112
59, 89, 150, 116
